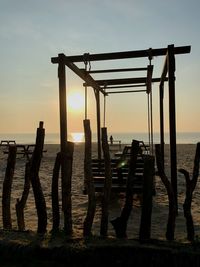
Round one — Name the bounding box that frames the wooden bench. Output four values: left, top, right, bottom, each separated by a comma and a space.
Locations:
89, 155, 145, 194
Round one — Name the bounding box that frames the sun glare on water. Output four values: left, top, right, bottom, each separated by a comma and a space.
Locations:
67, 92, 84, 112
71, 132, 84, 143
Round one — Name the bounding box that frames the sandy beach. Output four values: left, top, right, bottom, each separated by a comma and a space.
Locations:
0, 143, 200, 242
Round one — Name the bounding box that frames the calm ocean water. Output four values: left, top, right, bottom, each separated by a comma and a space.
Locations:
0, 132, 200, 144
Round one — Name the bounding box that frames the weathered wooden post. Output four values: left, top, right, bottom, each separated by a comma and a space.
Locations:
155, 144, 176, 240
168, 44, 178, 210
2, 145, 17, 230
61, 141, 74, 235
139, 155, 155, 242
94, 89, 101, 160
30, 121, 47, 234
16, 161, 31, 231
51, 152, 61, 232
179, 142, 200, 241
57, 54, 74, 235
83, 119, 96, 236
111, 140, 140, 238
100, 127, 112, 237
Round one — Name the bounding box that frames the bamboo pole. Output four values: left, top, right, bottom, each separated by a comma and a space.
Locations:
2, 145, 17, 230
100, 127, 112, 236
83, 119, 96, 236
51, 152, 61, 232
111, 140, 140, 238
139, 155, 155, 241
155, 144, 176, 240
179, 142, 200, 241
15, 161, 31, 231
30, 121, 47, 234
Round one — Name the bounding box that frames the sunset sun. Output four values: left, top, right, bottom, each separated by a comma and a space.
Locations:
67, 92, 84, 112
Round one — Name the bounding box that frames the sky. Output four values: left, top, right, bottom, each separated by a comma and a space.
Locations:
0, 0, 200, 136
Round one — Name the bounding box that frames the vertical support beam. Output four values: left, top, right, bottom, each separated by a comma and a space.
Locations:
94, 89, 101, 160
58, 53, 67, 152
167, 44, 177, 209
159, 83, 165, 170
58, 54, 74, 235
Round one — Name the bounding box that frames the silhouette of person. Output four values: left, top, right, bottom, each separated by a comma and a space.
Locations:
110, 135, 113, 145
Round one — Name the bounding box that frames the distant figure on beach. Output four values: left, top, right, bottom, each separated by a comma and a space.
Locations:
110, 135, 113, 145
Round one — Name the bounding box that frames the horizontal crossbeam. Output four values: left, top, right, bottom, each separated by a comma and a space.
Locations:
51, 46, 191, 63
86, 67, 148, 74
84, 77, 167, 87
107, 90, 147, 94
103, 84, 146, 89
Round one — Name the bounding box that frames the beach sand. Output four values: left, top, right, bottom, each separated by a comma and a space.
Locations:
0, 143, 200, 242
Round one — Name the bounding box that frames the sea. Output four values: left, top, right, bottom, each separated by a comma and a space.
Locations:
0, 132, 200, 145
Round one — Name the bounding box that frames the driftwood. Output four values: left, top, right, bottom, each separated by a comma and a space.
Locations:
155, 144, 176, 241
61, 141, 74, 235
51, 152, 61, 232
179, 142, 200, 241
100, 127, 112, 236
2, 145, 17, 229
30, 121, 47, 234
83, 119, 96, 237
139, 155, 155, 242
15, 161, 31, 231
111, 140, 140, 238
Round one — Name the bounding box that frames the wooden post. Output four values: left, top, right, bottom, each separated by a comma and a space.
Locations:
159, 83, 165, 170
168, 44, 178, 210
155, 144, 176, 240
30, 121, 47, 234
179, 142, 200, 241
100, 127, 112, 237
61, 141, 74, 235
16, 161, 31, 231
94, 89, 101, 160
57, 54, 74, 236
2, 145, 17, 230
83, 119, 96, 237
51, 152, 61, 232
111, 140, 140, 238
139, 155, 154, 241
58, 53, 67, 153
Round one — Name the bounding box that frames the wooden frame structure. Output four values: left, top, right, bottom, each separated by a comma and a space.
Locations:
51, 44, 191, 207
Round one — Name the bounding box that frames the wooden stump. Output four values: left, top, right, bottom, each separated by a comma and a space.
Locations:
139, 155, 155, 242
179, 142, 200, 241
83, 119, 96, 237
111, 140, 140, 238
2, 145, 17, 230
30, 121, 47, 234
15, 161, 31, 231
100, 127, 112, 237
155, 144, 176, 241
51, 152, 61, 232
61, 142, 74, 235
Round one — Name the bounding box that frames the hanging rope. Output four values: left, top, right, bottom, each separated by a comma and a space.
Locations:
103, 86, 107, 127
147, 93, 151, 152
